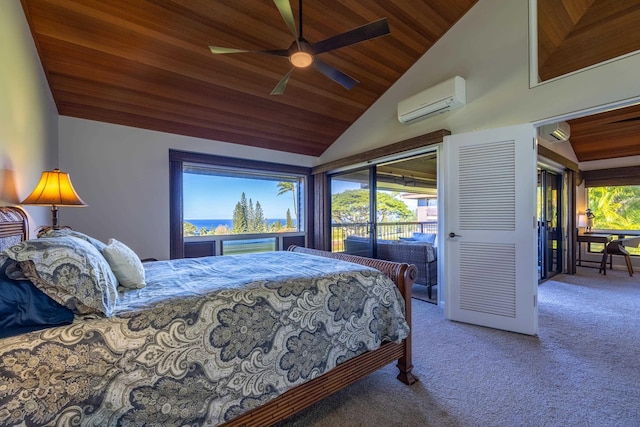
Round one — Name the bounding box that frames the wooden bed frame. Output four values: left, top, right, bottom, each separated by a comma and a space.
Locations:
224, 246, 419, 426
0, 206, 28, 252
0, 207, 418, 426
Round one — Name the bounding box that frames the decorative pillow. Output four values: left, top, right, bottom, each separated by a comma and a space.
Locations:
2, 236, 118, 317
0, 256, 73, 339
39, 227, 107, 253
102, 238, 146, 289
412, 232, 437, 244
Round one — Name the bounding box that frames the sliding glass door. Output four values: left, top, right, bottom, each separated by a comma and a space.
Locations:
538, 169, 562, 280
328, 152, 438, 258
329, 168, 374, 257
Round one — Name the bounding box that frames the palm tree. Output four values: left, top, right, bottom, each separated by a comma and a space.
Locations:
276, 181, 297, 223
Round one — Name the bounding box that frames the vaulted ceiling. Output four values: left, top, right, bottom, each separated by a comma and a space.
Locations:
20, 0, 477, 157
20, 0, 640, 162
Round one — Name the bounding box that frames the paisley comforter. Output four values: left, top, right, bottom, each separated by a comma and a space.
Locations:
0, 251, 409, 426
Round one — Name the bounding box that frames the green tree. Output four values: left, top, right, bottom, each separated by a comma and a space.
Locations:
277, 181, 297, 222
240, 193, 249, 230
588, 185, 640, 229
331, 189, 413, 224
285, 208, 294, 229
270, 220, 283, 232
183, 221, 198, 236
253, 201, 266, 232
247, 198, 256, 232
232, 201, 246, 233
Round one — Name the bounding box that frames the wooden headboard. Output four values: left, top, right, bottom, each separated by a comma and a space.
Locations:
0, 207, 28, 252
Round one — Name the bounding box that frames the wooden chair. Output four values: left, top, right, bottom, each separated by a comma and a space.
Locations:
600, 241, 633, 276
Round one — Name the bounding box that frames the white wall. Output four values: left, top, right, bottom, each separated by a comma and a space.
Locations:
320, 0, 640, 165
58, 118, 316, 260
0, 0, 58, 236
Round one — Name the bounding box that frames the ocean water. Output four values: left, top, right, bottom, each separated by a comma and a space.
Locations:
185, 219, 296, 230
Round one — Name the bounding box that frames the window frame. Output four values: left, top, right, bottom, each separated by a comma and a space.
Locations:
169, 149, 313, 259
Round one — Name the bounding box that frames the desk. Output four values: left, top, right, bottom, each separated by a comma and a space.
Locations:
577, 233, 613, 274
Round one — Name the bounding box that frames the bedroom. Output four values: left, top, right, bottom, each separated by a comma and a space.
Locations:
1, 0, 640, 424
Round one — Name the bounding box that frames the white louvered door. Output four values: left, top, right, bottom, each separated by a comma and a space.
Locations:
443, 124, 538, 335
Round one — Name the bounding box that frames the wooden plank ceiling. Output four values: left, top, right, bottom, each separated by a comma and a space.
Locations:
20, 0, 477, 157
537, 0, 640, 82
20, 0, 640, 162
568, 103, 640, 162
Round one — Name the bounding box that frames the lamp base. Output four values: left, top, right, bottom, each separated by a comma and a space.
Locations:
50, 205, 59, 229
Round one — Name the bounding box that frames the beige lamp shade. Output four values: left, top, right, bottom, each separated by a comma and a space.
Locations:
577, 214, 587, 228
21, 168, 87, 228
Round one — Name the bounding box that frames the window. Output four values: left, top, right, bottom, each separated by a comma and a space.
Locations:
588, 186, 640, 230
586, 185, 640, 255
183, 165, 304, 236
169, 150, 311, 259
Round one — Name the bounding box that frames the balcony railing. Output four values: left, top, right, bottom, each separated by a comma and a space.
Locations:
331, 221, 437, 252
183, 222, 437, 256
184, 231, 306, 257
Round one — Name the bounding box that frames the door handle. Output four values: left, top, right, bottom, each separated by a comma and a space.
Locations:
449, 232, 461, 238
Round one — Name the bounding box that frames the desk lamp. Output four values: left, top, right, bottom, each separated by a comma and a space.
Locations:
578, 214, 588, 231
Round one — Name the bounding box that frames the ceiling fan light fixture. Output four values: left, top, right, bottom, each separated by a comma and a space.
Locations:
290, 51, 313, 68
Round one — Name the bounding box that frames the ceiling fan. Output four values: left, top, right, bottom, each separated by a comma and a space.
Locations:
209, 0, 390, 95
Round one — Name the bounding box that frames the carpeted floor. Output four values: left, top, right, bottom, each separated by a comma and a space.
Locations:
277, 266, 640, 426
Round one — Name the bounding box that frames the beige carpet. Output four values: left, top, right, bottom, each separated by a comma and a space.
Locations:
277, 266, 640, 426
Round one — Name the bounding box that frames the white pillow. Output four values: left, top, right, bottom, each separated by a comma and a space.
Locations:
102, 238, 146, 289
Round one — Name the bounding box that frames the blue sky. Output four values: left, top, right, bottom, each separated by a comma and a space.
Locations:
184, 173, 297, 219
184, 173, 416, 220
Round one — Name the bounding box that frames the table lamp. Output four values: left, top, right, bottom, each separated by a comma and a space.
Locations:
21, 168, 87, 228
578, 214, 587, 230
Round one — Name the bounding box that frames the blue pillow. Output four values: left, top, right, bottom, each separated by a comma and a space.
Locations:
0, 257, 73, 339
412, 232, 437, 244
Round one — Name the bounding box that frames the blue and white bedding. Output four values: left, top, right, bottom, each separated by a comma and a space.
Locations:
0, 250, 409, 426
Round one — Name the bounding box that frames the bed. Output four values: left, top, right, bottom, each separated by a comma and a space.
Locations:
0, 206, 418, 426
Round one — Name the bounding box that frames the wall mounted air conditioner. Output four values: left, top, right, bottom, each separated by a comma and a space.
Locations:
397, 76, 466, 124
539, 121, 570, 142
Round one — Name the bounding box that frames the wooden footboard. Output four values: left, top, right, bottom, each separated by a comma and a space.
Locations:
223, 246, 419, 427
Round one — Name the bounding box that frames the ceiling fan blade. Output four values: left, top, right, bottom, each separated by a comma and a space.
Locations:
273, 0, 299, 40
209, 46, 289, 56
271, 68, 294, 95
312, 18, 390, 54
313, 58, 358, 90
209, 46, 250, 54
